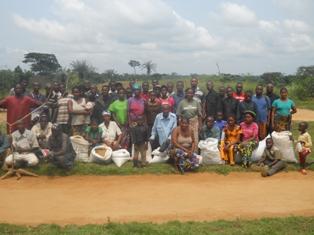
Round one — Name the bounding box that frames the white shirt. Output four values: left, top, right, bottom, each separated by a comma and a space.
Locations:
99, 121, 122, 142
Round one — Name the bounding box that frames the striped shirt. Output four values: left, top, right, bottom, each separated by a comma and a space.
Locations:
56, 97, 70, 124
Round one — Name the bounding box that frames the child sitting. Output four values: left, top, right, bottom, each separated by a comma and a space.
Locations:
84, 119, 103, 149
296, 122, 312, 175
214, 111, 227, 139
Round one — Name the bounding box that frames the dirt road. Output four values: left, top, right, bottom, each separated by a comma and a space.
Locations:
0, 172, 313, 225
293, 108, 314, 121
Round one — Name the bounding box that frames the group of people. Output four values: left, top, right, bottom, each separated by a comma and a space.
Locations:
0, 77, 311, 175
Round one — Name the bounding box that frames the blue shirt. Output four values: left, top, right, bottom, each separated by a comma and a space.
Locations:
172, 92, 185, 112
272, 98, 295, 117
150, 112, 177, 145
252, 95, 270, 123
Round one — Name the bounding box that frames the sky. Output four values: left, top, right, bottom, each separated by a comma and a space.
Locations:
0, 0, 313, 75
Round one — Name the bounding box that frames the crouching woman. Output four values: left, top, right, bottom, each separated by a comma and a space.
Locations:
46, 124, 76, 169
171, 117, 200, 174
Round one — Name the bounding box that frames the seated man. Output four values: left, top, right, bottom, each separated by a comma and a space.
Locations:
5, 120, 39, 168
31, 114, 52, 149
99, 111, 122, 150
200, 116, 220, 141
46, 124, 76, 170
150, 104, 177, 152
257, 138, 286, 177
0, 131, 10, 166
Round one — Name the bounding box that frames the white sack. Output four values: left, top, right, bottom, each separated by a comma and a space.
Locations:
271, 131, 297, 163
198, 138, 223, 165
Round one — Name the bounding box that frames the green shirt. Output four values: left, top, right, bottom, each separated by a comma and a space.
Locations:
109, 99, 128, 125
272, 98, 295, 117
176, 99, 202, 119
85, 126, 103, 141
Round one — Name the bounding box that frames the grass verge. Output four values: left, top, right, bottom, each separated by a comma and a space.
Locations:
0, 216, 314, 235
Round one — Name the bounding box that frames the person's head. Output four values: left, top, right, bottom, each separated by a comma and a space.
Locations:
191, 77, 198, 89
154, 85, 161, 97
227, 116, 236, 126
185, 88, 194, 101
216, 111, 223, 121
149, 90, 157, 101
244, 90, 253, 102
266, 138, 273, 149
244, 111, 255, 124
102, 85, 109, 96
116, 82, 123, 91
32, 82, 40, 93
102, 111, 111, 123
179, 117, 189, 130
207, 81, 214, 91
84, 80, 91, 91
152, 79, 159, 88
39, 114, 49, 129
236, 82, 243, 94
90, 119, 99, 131
109, 80, 116, 92
219, 86, 225, 97
162, 104, 170, 118
226, 87, 233, 98
176, 81, 184, 93
53, 82, 60, 92
45, 83, 52, 94
16, 120, 25, 133
206, 116, 215, 129
59, 83, 66, 95
72, 86, 81, 99
167, 82, 174, 94
255, 85, 263, 96
298, 121, 309, 133
14, 83, 24, 97
161, 85, 168, 98
118, 88, 125, 100
266, 83, 274, 94
126, 87, 133, 98
133, 84, 141, 97
20, 78, 29, 89
142, 81, 149, 93
280, 87, 288, 100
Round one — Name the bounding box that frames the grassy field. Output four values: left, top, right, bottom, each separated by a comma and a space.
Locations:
0, 216, 313, 235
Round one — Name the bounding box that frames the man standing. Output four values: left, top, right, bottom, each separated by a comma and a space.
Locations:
0, 84, 41, 133
141, 81, 150, 101
191, 76, 203, 101
266, 83, 279, 133
222, 87, 238, 120
172, 81, 185, 112
252, 85, 271, 140
203, 81, 219, 119
233, 82, 245, 102
150, 104, 177, 149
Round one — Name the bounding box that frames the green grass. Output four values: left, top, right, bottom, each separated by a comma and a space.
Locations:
295, 99, 314, 110
0, 216, 314, 235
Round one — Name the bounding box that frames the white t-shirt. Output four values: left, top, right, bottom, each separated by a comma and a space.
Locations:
99, 121, 122, 142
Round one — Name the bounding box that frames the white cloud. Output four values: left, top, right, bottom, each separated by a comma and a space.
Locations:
283, 19, 310, 33
221, 2, 257, 26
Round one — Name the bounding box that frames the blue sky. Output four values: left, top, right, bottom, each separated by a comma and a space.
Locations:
0, 0, 313, 75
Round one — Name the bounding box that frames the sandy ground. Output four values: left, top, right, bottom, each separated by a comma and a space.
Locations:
0, 172, 313, 225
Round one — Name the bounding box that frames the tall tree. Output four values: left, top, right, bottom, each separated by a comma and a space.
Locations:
142, 61, 156, 75
23, 52, 61, 75
297, 66, 314, 78
70, 60, 95, 80
128, 60, 141, 74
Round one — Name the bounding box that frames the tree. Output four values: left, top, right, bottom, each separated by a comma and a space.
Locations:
70, 60, 95, 80
103, 69, 117, 80
142, 61, 156, 75
260, 72, 283, 85
128, 60, 141, 74
23, 52, 61, 75
296, 66, 314, 78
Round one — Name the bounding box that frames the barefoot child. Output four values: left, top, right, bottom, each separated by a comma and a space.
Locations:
296, 122, 312, 175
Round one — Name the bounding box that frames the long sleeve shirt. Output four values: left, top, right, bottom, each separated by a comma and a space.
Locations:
151, 112, 177, 145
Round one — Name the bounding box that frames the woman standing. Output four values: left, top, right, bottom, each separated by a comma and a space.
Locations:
271, 87, 297, 131
146, 90, 161, 133
239, 111, 259, 168
171, 118, 200, 174
176, 88, 202, 144
160, 85, 175, 112
68, 87, 90, 136
220, 116, 242, 166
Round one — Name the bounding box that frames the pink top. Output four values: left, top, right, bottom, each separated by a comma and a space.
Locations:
160, 96, 175, 112
240, 122, 259, 142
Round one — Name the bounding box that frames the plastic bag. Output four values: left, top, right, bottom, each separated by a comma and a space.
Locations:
70, 135, 90, 162
271, 131, 297, 163
251, 135, 270, 162
150, 147, 170, 163
198, 138, 223, 165
90, 145, 112, 164
112, 149, 131, 167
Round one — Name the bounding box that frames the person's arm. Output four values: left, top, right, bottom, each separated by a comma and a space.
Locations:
271, 106, 276, 130
67, 99, 89, 115
0, 97, 8, 109
291, 105, 297, 115
190, 130, 196, 154
150, 116, 158, 140
197, 101, 202, 130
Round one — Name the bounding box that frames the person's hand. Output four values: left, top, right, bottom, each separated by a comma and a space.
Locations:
187, 151, 193, 158
112, 141, 120, 149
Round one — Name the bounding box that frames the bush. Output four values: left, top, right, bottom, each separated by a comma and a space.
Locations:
293, 77, 314, 100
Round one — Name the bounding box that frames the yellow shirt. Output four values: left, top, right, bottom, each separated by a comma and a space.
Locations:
298, 132, 312, 149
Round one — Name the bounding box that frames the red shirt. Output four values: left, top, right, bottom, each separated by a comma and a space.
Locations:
0, 96, 39, 133
141, 92, 150, 101
232, 92, 245, 102
160, 96, 175, 112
